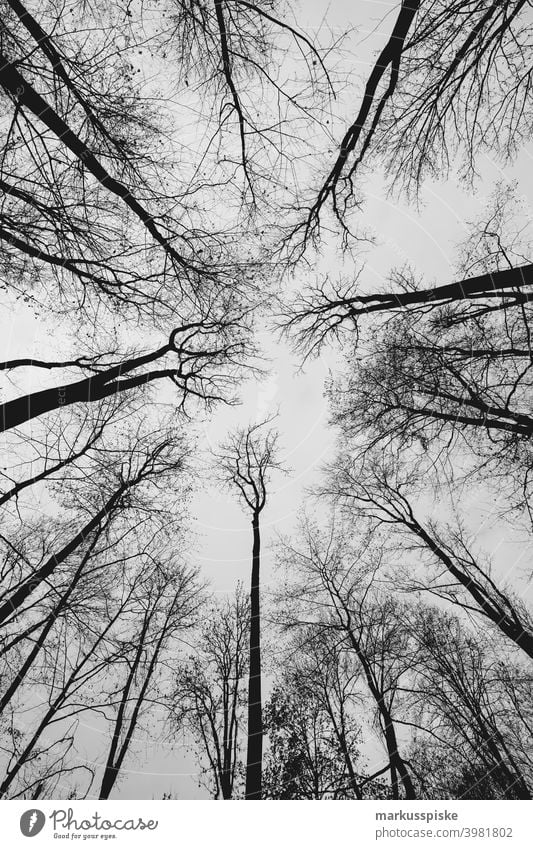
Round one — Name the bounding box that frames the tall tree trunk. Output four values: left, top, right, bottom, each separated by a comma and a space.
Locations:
413, 522, 533, 661
98, 615, 149, 800
0, 606, 123, 797
380, 704, 415, 800
99, 592, 174, 800
0, 532, 100, 715
220, 770, 232, 800
245, 511, 262, 799
0, 478, 133, 627
333, 592, 416, 800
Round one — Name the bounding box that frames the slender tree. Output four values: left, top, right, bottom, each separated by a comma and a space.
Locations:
173, 586, 250, 799
99, 564, 201, 799
321, 454, 533, 661
406, 605, 533, 799
217, 418, 282, 799
288, 0, 532, 247
276, 517, 417, 799
263, 629, 367, 799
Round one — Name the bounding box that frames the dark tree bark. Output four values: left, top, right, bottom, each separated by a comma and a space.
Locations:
336, 599, 416, 800
0, 533, 100, 715
0, 590, 131, 797
0, 484, 131, 627
0, 438, 176, 627
0, 362, 170, 433
325, 465, 533, 662
98, 574, 199, 800
288, 262, 533, 352
413, 521, 533, 661
98, 610, 153, 800
245, 510, 262, 799
0, 52, 195, 274
0, 321, 239, 433
298, 0, 420, 240
217, 417, 282, 799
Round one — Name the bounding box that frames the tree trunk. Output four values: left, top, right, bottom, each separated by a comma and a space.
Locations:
0, 480, 133, 627
98, 616, 149, 800
0, 344, 170, 433
413, 522, 533, 661
220, 771, 232, 800
245, 511, 262, 799
338, 604, 416, 800
381, 705, 416, 800
0, 532, 99, 714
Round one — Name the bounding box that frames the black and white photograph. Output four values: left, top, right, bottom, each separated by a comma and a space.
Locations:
0, 0, 532, 843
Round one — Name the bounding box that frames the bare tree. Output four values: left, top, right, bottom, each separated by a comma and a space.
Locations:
321, 454, 533, 661
0, 566, 141, 798
284, 258, 533, 358
0, 0, 232, 305
289, 0, 532, 247
0, 316, 249, 434
263, 628, 371, 799
376, 0, 533, 195
0, 0, 334, 326
406, 605, 533, 799
172, 586, 249, 799
0, 428, 191, 630
0, 400, 127, 509
276, 517, 417, 799
216, 418, 282, 799
161, 0, 334, 207
290, 0, 420, 246
0, 421, 199, 798
98, 563, 201, 799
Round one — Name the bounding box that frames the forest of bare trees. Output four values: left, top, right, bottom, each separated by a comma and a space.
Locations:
1, 0, 533, 801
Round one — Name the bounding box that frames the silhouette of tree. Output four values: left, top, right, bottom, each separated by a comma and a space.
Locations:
276, 517, 417, 799
172, 586, 250, 799
262, 629, 370, 799
321, 453, 533, 661
406, 605, 533, 799
216, 417, 282, 799
99, 564, 201, 799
